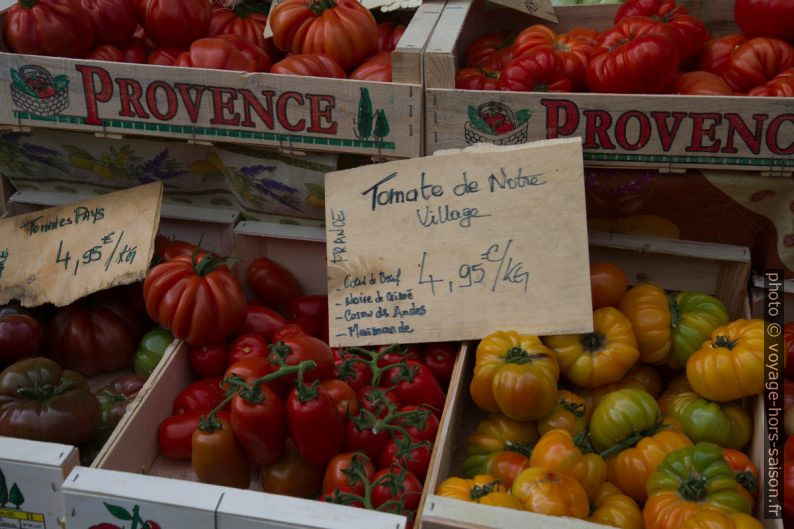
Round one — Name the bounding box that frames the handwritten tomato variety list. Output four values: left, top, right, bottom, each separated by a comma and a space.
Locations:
326, 139, 591, 346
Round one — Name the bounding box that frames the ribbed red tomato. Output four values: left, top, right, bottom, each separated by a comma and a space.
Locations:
614, 0, 709, 61
173, 37, 261, 72
586, 16, 679, 94
721, 37, 794, 93
208, 2, 269, 50
143, 254, 247, 346
271, 53, 346, 78
669, 71, 734, 95
147, 47, 185, 65
748, 68, 794, 96
697, 35, 747, 76
499, 47, 572, 92
378, 22, 405, 53
350, 52, 391, 82
465, 30, 515, 70
735, 0, 794, 42
85, 44, 124, 62
4, 0, 94, 57
139, 0, 210, 48
455, 68, 501, 90
512, 26, 598, 90
82, 0, 137, 48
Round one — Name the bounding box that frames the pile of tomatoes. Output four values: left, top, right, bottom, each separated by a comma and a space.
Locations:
456, 0, 794, 96
437, 261, 772, 529
2, 0, 402, 80
147, 240, 456, 525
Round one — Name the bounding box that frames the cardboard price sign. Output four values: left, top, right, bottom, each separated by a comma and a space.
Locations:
486, 0, 557, 22
0, 182, 163, 307
325, 138, 591, 346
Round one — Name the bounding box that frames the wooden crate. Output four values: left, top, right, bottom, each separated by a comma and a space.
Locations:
0, 1, 446, 159
86, 220, 463, 528
424, 0, 793, 174
5, 188, 240, 256
421, 232, 783, 529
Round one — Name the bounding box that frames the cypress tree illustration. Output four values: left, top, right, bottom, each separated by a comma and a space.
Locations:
373, 109, 390, 142
0, 469, 7, 507
8, 483, 23, 509
356, 88, 373, 140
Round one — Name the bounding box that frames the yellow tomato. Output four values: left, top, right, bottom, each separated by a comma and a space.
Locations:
543, 307, 639, 388
588, 482, 643, 529
619, 284, 672, 363
436, 474, 522, 509
471, 331, 559, 421
686, 319, 764, 402
511, 467, 589, 518
537, 389, 589, 436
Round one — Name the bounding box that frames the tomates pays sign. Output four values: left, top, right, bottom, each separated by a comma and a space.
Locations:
0, 53, 420, 157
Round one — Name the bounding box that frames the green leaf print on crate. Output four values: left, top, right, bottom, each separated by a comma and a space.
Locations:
304, 183, 325, 209
63, 144, 189, 184
354, 88, 391, 145
189, 151, 301, 212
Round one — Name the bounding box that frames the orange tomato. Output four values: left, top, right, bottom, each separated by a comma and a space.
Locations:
588, 482, 643, 529
529, 429, 606, 499
589, 262, 628, 309
619, 284, 672, 363
511, 467, 589, 518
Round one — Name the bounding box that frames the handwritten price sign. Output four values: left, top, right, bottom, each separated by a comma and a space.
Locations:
325, 139, 592, 346
0, 183, 162, 307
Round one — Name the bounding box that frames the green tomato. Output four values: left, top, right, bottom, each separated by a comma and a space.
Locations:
134, 328, 174, 377
666, 292, 729, 369
646, 442, 752, 515
660, 377, 751, 449
589, 388, 660, 454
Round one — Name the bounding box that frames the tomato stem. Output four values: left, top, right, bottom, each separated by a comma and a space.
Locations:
668, 295, 683, 328
469, 480, 501, 500
307, 0, 336, 16
16, 379, 74, 401
736, 470, 758, 494
18, 0, 37, 9
503, 347, 548, 365
714, 335, 737, 350
559, 398, 585, 418
580, 332, 606, 353
597, 416, 668, 459
504, 440, 534, 458
678, 475, 708, 502
192, 252, 233, 277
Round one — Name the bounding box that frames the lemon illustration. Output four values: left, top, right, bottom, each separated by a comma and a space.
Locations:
206, 151, 225, 173
69, 154, 95, 170
92, 163, 118, 180
306, 193, 325, 209
188, 160, 217, 175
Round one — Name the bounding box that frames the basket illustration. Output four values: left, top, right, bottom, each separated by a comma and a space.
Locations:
464, 101, 529, 146
10, 65, 69, 116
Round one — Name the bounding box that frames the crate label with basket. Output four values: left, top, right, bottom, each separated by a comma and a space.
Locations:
324, 137, 592, 347
0, 53, 420, 157
0, 182, 162, 307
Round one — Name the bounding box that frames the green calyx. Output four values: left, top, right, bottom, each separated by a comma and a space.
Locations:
16, 379, 73, 402
580, 332, 606, 353
192, 252, 232, 277
504, 440, 534, 458
470, 480, 500, 500
503, 347, 547, 365
678, 475, 709, 502
713, 335, 736, 350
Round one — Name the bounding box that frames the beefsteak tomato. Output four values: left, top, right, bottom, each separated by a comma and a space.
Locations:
669, 71, 734, 95
722, 448, 758, 508
82, 0, 137, 48
271, 53, 346, 78
377, 22, 405, 53
4, 0, 94, 57
208, 0, 270, 50
0, 308, 43, 366
147, 47, 185, 65
618, 283, 672, 363
0, 357, 100, 445
269, 0, 378, 71
437, 474, 522, 508
538, 389, 589, 436
173, 37, 261, 71
350, 52, 391, 82
139, 0, 211, 48
666, 291, 730, 369
678, 511, 763, 529
614, 0, 708, 61
588, 482, 643, 529
529, 429, 607, 499
463, 413, 538, 477
85, 44, 124, 62
465, 31, 515, 70
589, 388, 661, 453
499, 47, 572, 92
455, 68, 501, 90
96, 374, 146, 426
735, 0, 794, 42
511, 467, 589, 518
511, 25, 598, 90
748, 67, 794, 97
586, 17, 679, 94
721, 37, 794, 93
543, 307, 639, 388
143, 254, 247, 346
470, 330, 559, 421
697, 35, 747, 76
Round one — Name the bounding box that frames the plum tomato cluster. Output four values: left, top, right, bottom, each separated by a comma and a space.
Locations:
153, 240, 457, 524
437, 260, 774, 529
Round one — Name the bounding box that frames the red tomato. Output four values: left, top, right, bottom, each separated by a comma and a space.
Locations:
246, 257, 303, 313
785, 462, 794, 521
215, 34, 271, 72
121, 39, 148, 63
379, 436, 431, 482
320, 379, 359, 417
697, 35, 747, 76
735, 0, 794, 42
271, 335, 334, 383
143, 255, 247, 346
290, 295, 328, 323
784, 379, 794, 411
466, 30, 515, 70
269, 0, 378, 71
133, 24, 157, 50
489, 451, 530, 488
229, 333, 270, 364
224, 356, 289, 398
586, 16, 679, 94
382, 360, 447, 415
397, 405, 439, 443
371, 466, 422, 511
4, 0, 94, 57
231, 385, 286, 466
243, 305, 288, 341
377, 344, 420, 368
286, 385, 344, 465
157, 239, 200, 262
748, 67, 794, 96
139, 0, 210, 48
350, 52, 391, 82
147, 47, 186, 65
172, 378, 227, 415
85, 44, 124, 62
589, 262, 628, 309
334, 350, 373, 392
614, 0, 709, 61
669, 71, 734, 95
322, 452, 375, 495
420, 343, 457, 388
208, 4, 269, 50
82, 0, 137, 48
344, 418, 390, 461
358, 386, 401, 418
0, 310, 43, 366
173, 37, 259, 71
189, 342, 229, 378
159, 411, 227, 460
378, 22, 405, 53
273, 322, 311, 341
455, 68, 501, 90
271, 53, 347, 78
721, 37, 794, 93
499, 47, 572, 92
512, 25, 598, 90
